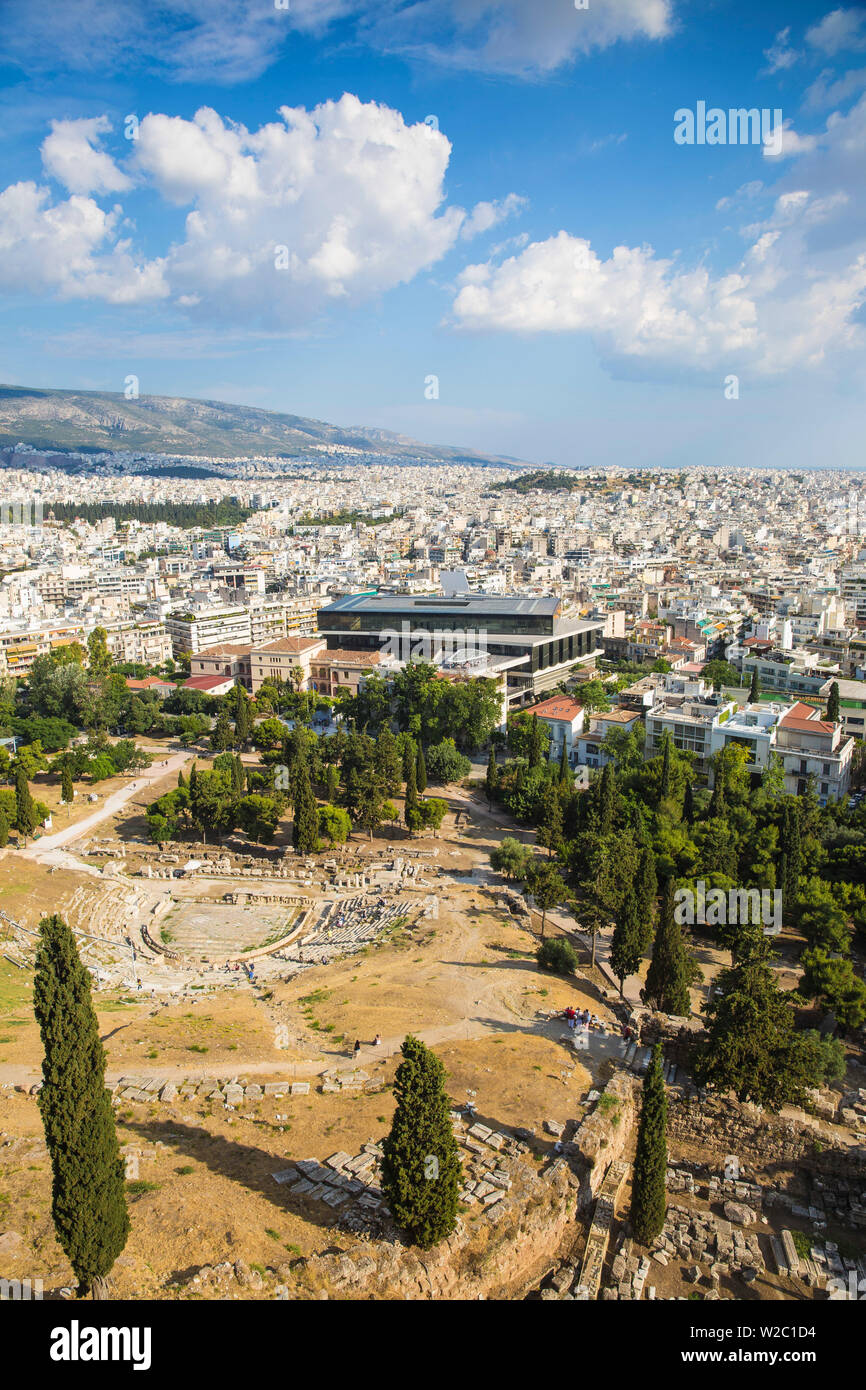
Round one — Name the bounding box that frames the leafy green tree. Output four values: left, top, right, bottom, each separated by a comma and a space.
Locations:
424, 738, 471, 784
631, 1044, 668, 1246
420, 797, 448, 835
318, 803, 352, 846
642, 879, 698, 1016
748, 668, 761, 703
61, 761, 74, 806
0, 805, 9, 847
325, 762, 340, 805
795, 876, 851, 953
597, 762, 617, 835
490, 837, 531, 880
211, 709, 233, 753
695, 945, 825, 1108
403, 754, 419, 831
237, 794, 281, 844
524, 859, 568, 938
33, 915, 129, 1297
380, 1036, 461, 1249
234, 689, 253, 748
826, 681, 840, 724
536, 936, 578, 975
373, 728, 402, 796
702, 659, 739, 690
800, 947, 866, 1032
780, 798, 801, 912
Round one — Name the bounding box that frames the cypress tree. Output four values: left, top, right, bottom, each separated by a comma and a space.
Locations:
234, 691, 253, 748
189, 762, 199, 798
402, 737, 416, 782
683, 780, 694, 826
634, 845, 658, 953
232, 755, 245, 795
292, 759, 319, 854
748, 668, 760, 703
380, 1035, 461, 1249
659, 734, 672, 801
642, 879, 695, 1016
708, 776, 726, 820
537, 792, 563, 859
61, 761, 75, 805
415, 743, 427, 795
176, 768, 186, 789
0, 805, 9, 847
528, 714, 547, 769
15, 767, 37, 844
780, 800, 801, 913
485, 746, 498, 809
33, 915, 129, 1297
826, 681, 840, 724
404, 755, 419, 827
558, 742, 570, 788
610, 884, 643, 997
630, 1043, 668, 1246
597, 762, 616, 835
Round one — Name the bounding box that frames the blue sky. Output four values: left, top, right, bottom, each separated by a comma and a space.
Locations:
1, 0, 865, 468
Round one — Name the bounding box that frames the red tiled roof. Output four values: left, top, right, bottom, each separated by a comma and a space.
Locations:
182, 674, 236, 691
527, 695, 584, 721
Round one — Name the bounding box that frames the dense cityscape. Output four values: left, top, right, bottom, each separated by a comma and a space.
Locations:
2, 0, 865, 1364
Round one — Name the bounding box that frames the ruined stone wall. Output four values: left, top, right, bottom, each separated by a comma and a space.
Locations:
667, 1095, 866, 1179
294, 1155, 580, 1300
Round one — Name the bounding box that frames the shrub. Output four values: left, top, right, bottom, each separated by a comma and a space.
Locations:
536, 937, 578, 975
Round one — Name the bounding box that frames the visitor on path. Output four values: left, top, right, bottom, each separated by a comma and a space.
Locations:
353, 1038, 361, 1058
373, 1033, 381, 1047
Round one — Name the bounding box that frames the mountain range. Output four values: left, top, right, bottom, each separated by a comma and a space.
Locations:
0, 384, 521, 466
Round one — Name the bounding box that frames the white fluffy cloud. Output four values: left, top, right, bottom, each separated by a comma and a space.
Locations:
130, 96, 470, 323
449, 92, 866, 376
0, 99, 520, 326
41, 117, 131, 196
0, 182, 166, 304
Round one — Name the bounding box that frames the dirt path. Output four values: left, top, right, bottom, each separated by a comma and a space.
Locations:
20, 751, 188, 857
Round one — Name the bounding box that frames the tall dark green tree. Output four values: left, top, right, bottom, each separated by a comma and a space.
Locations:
325, 762, 340, 805
659, 733, 672, 801
826, 681, 840, 724
61, 761, 75, 806
708, 776, 726, 821
780, 799, 801, 913
642, 879, 697, 1016
524, 860, 568, 938
610, 884, 643, 997
748, 668, 761, 703
558, 742, 570, 788
380, 1035, 462, 1249
528, 714, 547, 769
485, 745, 498, 809
291, 759, 319, 854
374, 728, 402, 796
0, 805, 9, 847
597, 762, 616, 835
634, 845, 658, 952
33, 915, 129, 1297
415, 742, 427, 795
15, 767, 37, 844
234, 689, 253, 747
683, 780, 694, 826
537, 792, 564, 859
695, 943, 820, 1109
630, 1044, 668, 1246
403, 753, 419, 829
211, 709, 233, 753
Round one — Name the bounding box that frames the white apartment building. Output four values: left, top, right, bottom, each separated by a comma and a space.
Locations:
774, 702, 854, 805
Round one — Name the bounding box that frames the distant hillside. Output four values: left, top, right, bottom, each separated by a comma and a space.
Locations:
0, 384, 522, 466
